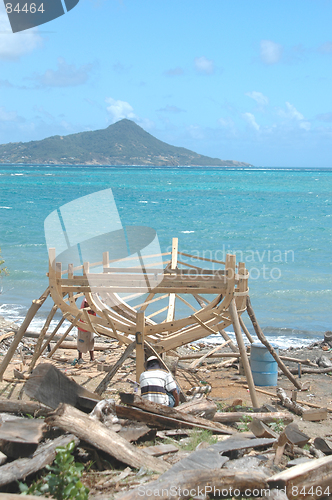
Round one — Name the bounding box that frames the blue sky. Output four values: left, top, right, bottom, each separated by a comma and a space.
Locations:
1, 0, 332, 167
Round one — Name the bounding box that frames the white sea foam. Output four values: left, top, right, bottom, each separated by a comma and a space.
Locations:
181, 230, 195, 233
0, 206, 12, 209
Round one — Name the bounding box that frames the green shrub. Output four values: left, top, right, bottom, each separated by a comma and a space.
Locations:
19, 441, 89, 500
182, 429, 218, 451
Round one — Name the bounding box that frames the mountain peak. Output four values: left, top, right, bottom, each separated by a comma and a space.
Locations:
0, 120, 252, 167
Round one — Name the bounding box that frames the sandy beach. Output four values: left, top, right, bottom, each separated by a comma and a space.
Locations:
1, 314, 331, 441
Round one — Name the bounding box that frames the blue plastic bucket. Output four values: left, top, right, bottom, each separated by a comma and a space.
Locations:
250, 343, 278, 386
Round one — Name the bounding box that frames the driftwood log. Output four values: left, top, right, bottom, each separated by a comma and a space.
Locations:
0, 399, 52, 417
117, 469, 269, 500
277, 388, 303, 416
0, 434, 79, 487
288, 366, 332, 375
175, 398, 217, 420
119, 393, 234, 434
46, 403, 169, 473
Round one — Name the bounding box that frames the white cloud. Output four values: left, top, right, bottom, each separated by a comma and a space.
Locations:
164, 67, 185, 77
260, 40, 283, 65
278, 102, 311, 131
278, 102, 304, 120
0, 9, 42, 60
34, 58, 95, 87
243, 112, 260, 131
0, 106, 18, 121
105, 98, 137, 123
246, 91, 269, 106
194, 56, 214, 75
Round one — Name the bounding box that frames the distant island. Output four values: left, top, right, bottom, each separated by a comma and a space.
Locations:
0, 119, 252, 167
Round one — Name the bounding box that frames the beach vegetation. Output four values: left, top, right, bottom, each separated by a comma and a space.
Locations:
182, 429, 218, 451
19, 440, 89, 500
237, 415, 253, 432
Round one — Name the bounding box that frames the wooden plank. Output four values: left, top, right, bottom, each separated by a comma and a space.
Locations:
302, 408, 328, 421
23, 363, 102, 410
119, 393, 234, 434
115, 404, 232, 434
268, 455, 332, 500
248, 418, 278, 439
0, 434, 79, 487
143, 444, 178, 457
46, 403, 169, 473
0, 418, 45, 444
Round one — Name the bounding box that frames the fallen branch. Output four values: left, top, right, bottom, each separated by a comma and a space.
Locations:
46, 403, 169, 473
0, 399, 52, 417
277, 388, 303, 416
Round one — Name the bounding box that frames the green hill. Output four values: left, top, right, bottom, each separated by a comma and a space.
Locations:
0, 119, 252, 167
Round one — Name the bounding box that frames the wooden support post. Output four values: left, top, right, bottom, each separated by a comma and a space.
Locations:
38, 316, 67, 357
229, 298, 259, 408
0, 288, 50, 381
47, 312, 82, 359
136, 311, 145, 383
219, 328, 239, 352
28, 304, 58, 374
246, 296, 302, 390
95, 342, 135, 396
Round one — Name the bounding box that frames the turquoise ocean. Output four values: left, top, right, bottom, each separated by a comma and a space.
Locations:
0, 164, 331, 349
